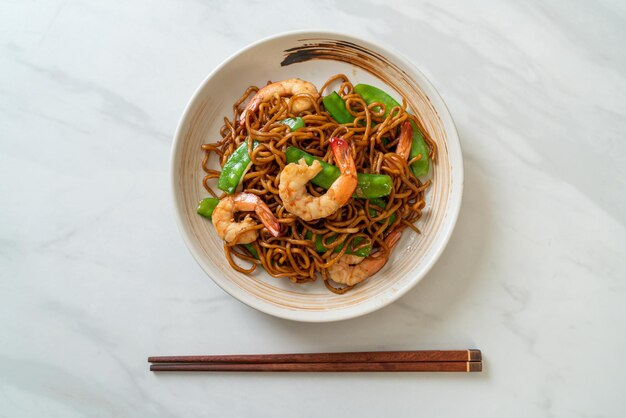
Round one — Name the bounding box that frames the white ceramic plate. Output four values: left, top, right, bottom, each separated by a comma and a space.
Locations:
171, 30, 463, 322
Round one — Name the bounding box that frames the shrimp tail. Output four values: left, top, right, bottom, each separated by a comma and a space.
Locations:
329, 137, 355, 174
328, 136, 358, 206
239, 97, 259, 127
254, 200, 281, 237
384, 229, 402, 249
396, 121, 413, 161
233, 193, 281, 237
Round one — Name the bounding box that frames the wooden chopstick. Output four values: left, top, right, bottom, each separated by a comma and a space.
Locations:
148, 350, 482, 372
149, 349, 481, 364
150, 361, 481, 373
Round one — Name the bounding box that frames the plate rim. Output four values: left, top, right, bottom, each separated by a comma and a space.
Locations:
170, 29, 464, 322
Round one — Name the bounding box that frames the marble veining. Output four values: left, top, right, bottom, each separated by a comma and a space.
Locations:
1, 0, 625, 417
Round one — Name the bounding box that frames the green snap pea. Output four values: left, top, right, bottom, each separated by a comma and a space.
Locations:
280, 117, 305, 131
354, 84, 430, 177
217, 141, 259, 194
368, 197, 397, 226
243, 243, 259, 259
304, 199, 394, 257
285, 147, 392, 199
405, 122, 429, 176
322, 92, 354, 124
197, 197, 220, 219
305, 231, 372, 257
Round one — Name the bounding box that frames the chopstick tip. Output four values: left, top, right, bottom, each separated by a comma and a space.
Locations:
468, 362, 482, 373
468, 349, 481, 362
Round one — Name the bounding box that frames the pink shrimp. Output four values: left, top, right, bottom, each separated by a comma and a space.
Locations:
212, 193, 280, 244
278, 137, 357, 221
328, 230, 402, 286
239, 78, 319, 126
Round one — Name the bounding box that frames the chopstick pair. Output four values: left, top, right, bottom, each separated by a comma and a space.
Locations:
149, 349, 482, 373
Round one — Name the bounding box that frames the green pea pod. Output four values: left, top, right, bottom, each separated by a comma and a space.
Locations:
353, 84, 401, 117
406, 123, 429, 176
285, 147, 392, 199
197, 197, 220, 219
368, 197, 397, 226
280, 117, 305, 131
304, 198, 395, 257
217, 141, 259, 194
243, 243, 259, 259
305, 231, 372, 257
322, 92, 354, 124
354, 84, 430, 176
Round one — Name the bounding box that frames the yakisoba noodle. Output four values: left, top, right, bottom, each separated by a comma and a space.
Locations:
200, 74, 436, 293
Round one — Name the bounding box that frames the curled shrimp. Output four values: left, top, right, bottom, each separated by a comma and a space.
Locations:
396, 120, 413, 161
212, 192, 281, 244
279, 137, 357, 221
240, 78, 319, 125
327, 230, 402, 286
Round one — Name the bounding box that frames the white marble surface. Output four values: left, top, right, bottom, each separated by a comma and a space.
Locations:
1, 0, 625, 416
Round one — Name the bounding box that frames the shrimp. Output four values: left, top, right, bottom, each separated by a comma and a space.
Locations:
327, 230, 402, 286
240, 78, 319, 125
279, 137, 357, 221
396, 120, 413, 160
212, 192, 281, 244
